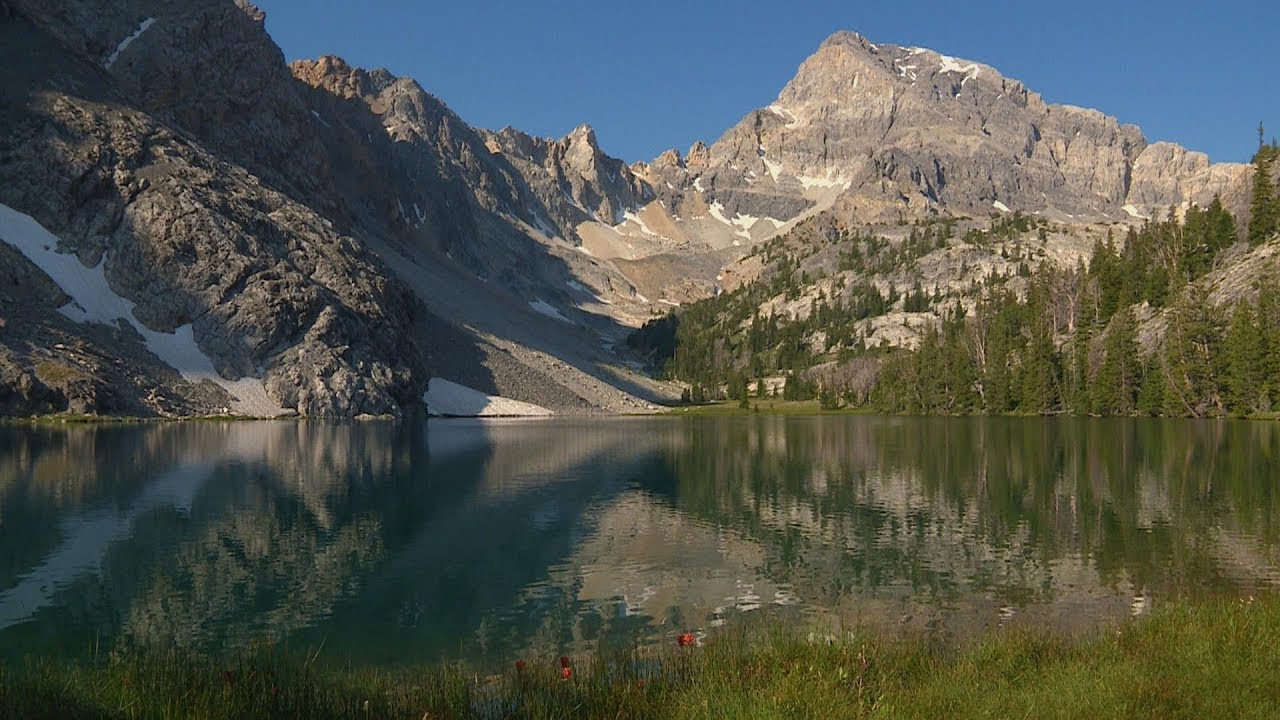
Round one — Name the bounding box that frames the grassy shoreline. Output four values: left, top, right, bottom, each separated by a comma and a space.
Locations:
661, 399, 1280, 420
3, 596, 1278, 719
6, 401, 1280, 423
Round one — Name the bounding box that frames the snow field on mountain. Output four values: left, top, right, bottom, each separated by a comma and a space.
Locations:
0, 203, 283, 417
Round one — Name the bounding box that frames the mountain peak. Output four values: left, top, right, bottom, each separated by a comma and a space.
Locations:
819, 29, 870, 47
565, 123, 598, 145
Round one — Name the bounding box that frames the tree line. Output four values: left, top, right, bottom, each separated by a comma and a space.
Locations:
629, 144, 1280, 417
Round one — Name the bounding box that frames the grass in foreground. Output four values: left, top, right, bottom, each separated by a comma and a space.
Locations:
3, 597, 1279, 719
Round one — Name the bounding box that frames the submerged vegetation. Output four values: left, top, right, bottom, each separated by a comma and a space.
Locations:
3, 596, 1279, 718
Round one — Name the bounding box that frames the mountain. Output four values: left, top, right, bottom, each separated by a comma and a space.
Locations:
0, 0, 430, 417
0, 1, 1269, 418
600, 32, 1253, 302
0, 0, 669, 418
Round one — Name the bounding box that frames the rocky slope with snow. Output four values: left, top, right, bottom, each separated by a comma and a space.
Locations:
0, 0, 428, 416
0, 1, 1261, 418
0, 0, 673, 418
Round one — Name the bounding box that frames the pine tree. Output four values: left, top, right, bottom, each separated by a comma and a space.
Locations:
1248, 143, 1279, 246
1093, 307, 1140, 416
1067, 324, 1092, 414
942, 309, 978, 413
1257, 274, 1280, 409
1019, 321, 1058, 414
1206, 196, 1237, 260
1137, 359, 1166, 416
1162, 285, 1224, 417
983, 317, 1012, 414
1220, 300, 1264, 416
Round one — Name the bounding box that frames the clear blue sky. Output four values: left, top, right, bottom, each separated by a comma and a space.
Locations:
256, 0, 1277, 164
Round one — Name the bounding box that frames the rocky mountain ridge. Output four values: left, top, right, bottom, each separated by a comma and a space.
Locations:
0, 1, 1262, 417
620, 32, 1250, 265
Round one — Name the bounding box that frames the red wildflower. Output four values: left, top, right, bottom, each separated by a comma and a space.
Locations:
515, 659, 526, 672
561, 666, 573, 680
222, 670, 234, 685
677, 632, 695, 647
559, 655, 570, 668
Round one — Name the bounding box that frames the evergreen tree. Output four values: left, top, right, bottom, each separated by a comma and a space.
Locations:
1136, 359, 1166, 416
1019, 320, 1058, 414
1092, 308, 1140, 416
1067, 324, 1092, 414
1248, 144, 1279, 246
1162, 285, 1224, 417
1256, 274, 1280, 409
1220, 300, 1264, 416
942, 309, 978, 413
983, 317, 1012, 414
1206, 197, 1237, 259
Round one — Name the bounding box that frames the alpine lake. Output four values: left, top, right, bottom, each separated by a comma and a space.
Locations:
1, 415, 1278, 669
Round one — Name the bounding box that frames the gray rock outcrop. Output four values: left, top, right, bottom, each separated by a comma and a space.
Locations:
0, 0, 428, 417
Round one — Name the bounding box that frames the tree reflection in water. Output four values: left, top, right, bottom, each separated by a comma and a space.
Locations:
0, 417, 1275, 666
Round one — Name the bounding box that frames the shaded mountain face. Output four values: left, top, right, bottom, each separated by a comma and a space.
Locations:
0, 0, 427, 417
0, 2, 1260, 418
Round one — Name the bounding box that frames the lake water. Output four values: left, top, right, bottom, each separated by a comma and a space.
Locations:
1, 416, 1277, 667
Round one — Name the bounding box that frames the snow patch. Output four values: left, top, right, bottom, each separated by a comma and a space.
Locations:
1122, 204, 1149, 220
309, 110, 331, 128
708, 201, 744, 236
423, 378, 552, 417
706, 202, 752, 240
992, 200, 1011, 213
692, 177, 705, 193
766, 104, 800, 129
762, 155, 783, 181
104, 17, 155, 69
567, 280, 587, 293
622, 210, 659, 237
798, 173, 850, 190
0, 203, 282, 417
732, 213, 760, 235
938, 54, 981, 85
658, 299, 681, 307
529, 299, 570, 323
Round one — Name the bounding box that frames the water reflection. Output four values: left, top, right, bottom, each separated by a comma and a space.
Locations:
0, 417, 1276, 665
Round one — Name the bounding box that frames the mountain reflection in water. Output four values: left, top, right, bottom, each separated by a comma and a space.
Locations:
0, 416, 1276, 666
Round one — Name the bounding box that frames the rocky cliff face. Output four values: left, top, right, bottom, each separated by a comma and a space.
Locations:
635, 31, 1249, 238
477, 30, 1254, 306
285, 56, 663, 321
0, 0, 428, 417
